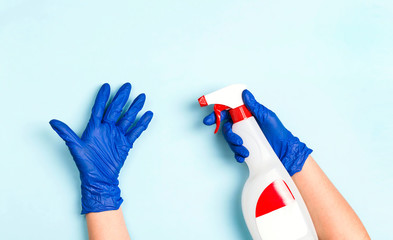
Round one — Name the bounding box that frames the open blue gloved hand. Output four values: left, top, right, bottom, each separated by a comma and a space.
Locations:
203, 89, 312, 176
50, 83, 153, 214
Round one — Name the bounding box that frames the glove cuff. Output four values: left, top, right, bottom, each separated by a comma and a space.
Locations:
282, 137, 313, 176
80, 182, 123, 214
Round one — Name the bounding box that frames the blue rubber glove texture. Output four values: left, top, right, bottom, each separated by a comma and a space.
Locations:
50, 83, 153, 214
203, 89, 312, 176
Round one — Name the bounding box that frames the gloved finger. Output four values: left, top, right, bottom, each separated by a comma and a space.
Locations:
228, 143, 249, 159
117, 93, 146, 133
91, 83, 110, 122
127, 111, 153, 146
223, 121, 243, 146
242, 89, 271, 122
103, 83, 131, 124
203, 110, 230, 126
49, 119, 83, 147
235, 154, 245, 163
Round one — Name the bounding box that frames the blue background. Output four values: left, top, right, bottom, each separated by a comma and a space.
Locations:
1, 0, 392, 239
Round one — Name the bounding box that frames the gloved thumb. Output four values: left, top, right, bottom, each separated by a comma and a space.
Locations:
242, 89, 270, 124
49, 119, 82, 147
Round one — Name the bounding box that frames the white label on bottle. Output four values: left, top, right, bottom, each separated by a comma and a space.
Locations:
256, 202, 308, 240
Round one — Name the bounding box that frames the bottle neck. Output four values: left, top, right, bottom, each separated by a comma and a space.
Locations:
231, 116, 276, 178
245, 158, 265, 177
245, 152, 276, 177
229, 105, 252, 123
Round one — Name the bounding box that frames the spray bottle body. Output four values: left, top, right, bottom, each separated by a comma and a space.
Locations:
198, 84, 317, 239
232, 117, 317, 240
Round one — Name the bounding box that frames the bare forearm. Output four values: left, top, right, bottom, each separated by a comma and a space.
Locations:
86, 207, 131, 240
292, 156, 370, 240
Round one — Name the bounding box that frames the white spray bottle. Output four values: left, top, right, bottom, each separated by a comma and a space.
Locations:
198, 84, 317, 240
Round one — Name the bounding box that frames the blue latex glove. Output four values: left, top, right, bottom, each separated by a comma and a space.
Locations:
203, 89, 312, 176
50, 83, 153, 214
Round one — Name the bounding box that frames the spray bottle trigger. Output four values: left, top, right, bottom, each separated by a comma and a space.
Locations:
213, 104, 230, 134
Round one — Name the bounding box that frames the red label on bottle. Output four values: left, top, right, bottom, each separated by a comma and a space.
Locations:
255, 180, 295, 218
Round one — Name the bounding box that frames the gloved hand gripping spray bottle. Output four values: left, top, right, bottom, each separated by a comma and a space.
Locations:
198, 84, 317, 240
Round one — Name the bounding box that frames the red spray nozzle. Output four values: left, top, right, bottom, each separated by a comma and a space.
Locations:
198, 96, 208, 107
199, 95, 230, 134
198, 84, 249, 134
